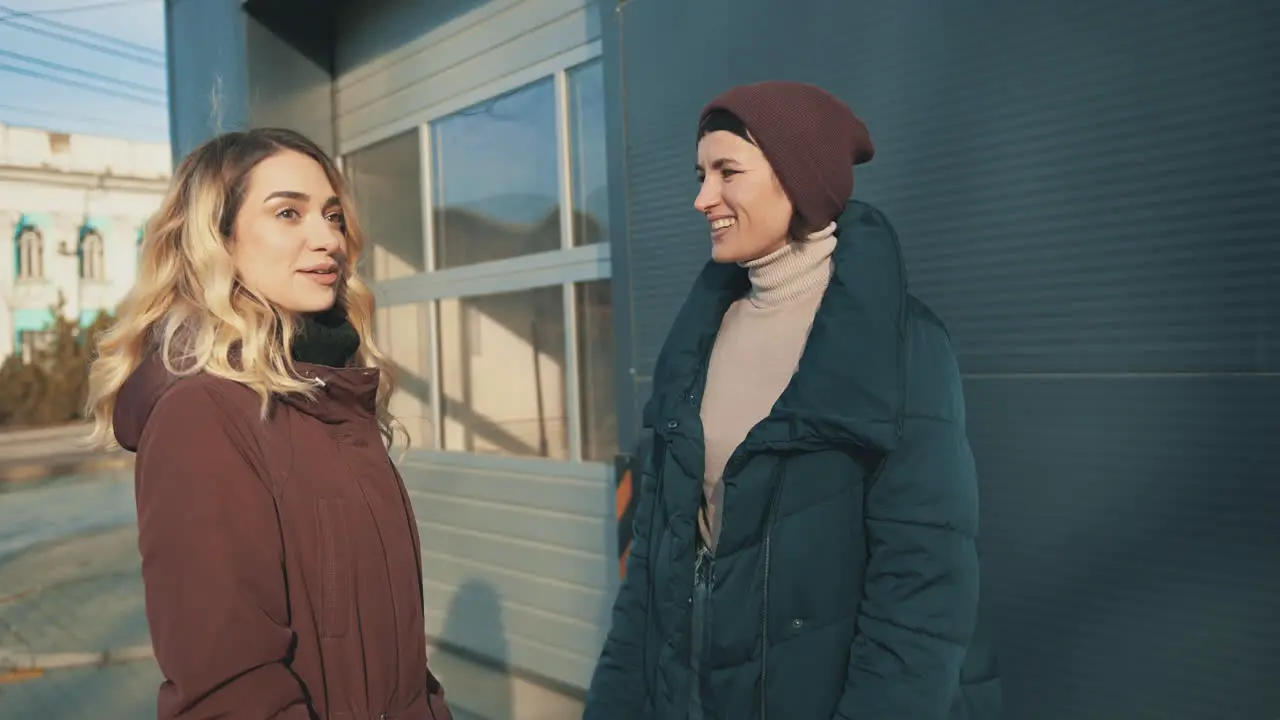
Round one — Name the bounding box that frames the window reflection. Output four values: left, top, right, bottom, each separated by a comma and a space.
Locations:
345, 130, 424, 281
439, 286, 568, 460
576, 279, 617, 461
568, 60, 609, 247
431, 78, 562, 268
345, 130, 435, 450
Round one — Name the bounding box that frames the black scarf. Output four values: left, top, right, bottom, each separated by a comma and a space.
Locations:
292, 307, 361, 368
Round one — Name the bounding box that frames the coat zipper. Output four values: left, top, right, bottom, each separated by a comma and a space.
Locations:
759, 461, 786, 720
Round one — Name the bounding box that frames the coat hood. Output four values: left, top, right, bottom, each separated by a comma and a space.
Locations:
113, 352, 179, 452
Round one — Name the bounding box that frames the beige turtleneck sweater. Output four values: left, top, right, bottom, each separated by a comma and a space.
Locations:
697, 222, 838, 551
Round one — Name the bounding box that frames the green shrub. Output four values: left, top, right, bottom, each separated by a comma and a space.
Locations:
0, 295, 116, 428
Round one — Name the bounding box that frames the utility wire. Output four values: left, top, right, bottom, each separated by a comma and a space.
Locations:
0, 4, 164, 64
0, 48, 164, 96
0, 64, 165, 107
0, 101, 165, 133
0, 2, 163, 58
0, 0, 157, 19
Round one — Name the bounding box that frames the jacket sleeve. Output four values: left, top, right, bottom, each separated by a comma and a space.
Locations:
834, 417, 981, 719
583, 434, 660, 720
134, 383, 312, 719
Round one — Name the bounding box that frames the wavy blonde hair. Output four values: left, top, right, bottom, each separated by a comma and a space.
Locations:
86, 128, 398, 448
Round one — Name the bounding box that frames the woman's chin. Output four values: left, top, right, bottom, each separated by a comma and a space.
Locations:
710, 243, 745, 264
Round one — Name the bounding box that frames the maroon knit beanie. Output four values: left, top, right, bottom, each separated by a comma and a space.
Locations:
700, 81, 874, 230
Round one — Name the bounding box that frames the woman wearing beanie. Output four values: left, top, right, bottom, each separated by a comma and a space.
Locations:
585, 81, 1001, 720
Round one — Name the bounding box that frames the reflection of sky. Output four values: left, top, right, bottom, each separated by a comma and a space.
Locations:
433, 77, 560, 225
569, 60, 610, 232
431, 60, 610, 228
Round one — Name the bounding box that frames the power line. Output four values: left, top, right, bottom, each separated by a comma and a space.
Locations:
0, 0, 157, 19
0, 101, 165, 133
0, 48, 164, 96
0, 3, 164, 63
0, 2, 163, 58
0, 20, 163, 67
0, 63, 165, 107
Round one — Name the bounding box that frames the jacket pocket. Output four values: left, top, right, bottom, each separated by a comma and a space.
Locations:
317, 497, 352, 638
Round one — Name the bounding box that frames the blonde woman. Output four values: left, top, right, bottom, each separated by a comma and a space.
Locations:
87, 128, 452, 720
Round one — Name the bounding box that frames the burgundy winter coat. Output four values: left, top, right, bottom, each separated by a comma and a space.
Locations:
114, 353, 452, 720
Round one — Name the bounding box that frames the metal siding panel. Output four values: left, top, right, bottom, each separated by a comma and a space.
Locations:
968, 375, 1280, 719
402, 458, 614, 691
613, 0, 1280, 717
424, 578, 603, 662
423, 523, 610, 590
334, 0, 601, 150
338, 0, 593, 110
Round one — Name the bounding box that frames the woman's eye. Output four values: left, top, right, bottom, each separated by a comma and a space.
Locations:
721, 169, 739, 179
326, 212, 345, 225
696, 174, 706, 184
277, 208, 300, 220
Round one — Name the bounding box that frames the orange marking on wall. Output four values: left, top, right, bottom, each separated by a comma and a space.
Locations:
615, 468, 633, 517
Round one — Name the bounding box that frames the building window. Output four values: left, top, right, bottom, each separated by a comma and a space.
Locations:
439, 286, 569, 458
16, 226, 43, 280
80, 230, 106, 281
346, 129, 433, 451
348, 57, 618, 463
430, 77, 561, 269
568, 59, 609, 248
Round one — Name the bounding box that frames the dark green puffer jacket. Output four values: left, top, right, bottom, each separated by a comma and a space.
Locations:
585, 200, 1002, 720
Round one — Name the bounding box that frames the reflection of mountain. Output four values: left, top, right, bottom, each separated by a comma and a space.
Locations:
451, 189, 611, 233
581, 186, 610, 226
457, 193, 556, 225
433, 204, 606, 268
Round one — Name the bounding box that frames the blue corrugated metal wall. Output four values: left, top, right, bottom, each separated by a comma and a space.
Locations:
604, 1, 1280, 717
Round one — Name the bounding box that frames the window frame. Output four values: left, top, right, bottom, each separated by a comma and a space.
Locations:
16, 225, 43, 281
80, 229, 106, 282
348, 48, 612, 466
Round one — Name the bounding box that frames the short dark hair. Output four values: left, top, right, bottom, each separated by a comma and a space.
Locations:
697, 109, 754, 145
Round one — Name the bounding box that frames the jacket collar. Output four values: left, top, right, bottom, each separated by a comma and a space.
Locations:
644, 199, 907, 456
283, 363, 380, 425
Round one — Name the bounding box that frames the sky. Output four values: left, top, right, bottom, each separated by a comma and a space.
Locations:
0, 0, 168, 144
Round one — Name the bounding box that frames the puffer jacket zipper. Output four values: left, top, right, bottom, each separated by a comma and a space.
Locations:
759, 460, 787, 720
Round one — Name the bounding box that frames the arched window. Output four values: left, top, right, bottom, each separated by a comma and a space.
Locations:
16, 226, 43, 280
80, 230, 106, 281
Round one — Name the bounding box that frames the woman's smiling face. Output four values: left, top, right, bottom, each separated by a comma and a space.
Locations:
694, 129, 795, 264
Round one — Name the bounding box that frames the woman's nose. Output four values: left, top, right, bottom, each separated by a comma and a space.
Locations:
307, 219, 343, 251
694, 181, 718, 213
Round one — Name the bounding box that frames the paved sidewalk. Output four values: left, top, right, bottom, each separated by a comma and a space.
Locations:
0, 424, 131, 484
0, 525, 160, 719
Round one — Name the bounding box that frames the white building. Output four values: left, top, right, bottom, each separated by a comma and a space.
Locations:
0, 123, 170, 362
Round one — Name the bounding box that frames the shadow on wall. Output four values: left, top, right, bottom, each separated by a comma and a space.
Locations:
438, 579, 513, 720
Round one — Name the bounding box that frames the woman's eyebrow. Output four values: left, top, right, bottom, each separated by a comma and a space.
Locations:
263, 190, 309, 203
695, 157, 741, 172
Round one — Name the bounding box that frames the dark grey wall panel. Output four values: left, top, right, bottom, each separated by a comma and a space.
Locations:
614, 0, 1280, 378
967, 375, 1280, 719
606, 0, 1280, 717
